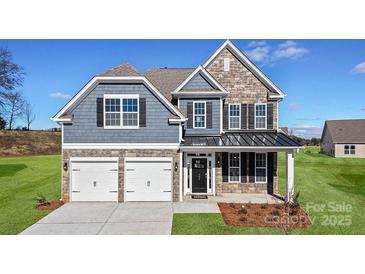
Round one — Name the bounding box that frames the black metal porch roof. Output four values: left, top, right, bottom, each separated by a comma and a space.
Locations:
182, 132, 302, 147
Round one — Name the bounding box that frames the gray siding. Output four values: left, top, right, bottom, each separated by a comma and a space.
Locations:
63, 83, 179, 143
181, 73, 216, 90
179, 98, 221, 135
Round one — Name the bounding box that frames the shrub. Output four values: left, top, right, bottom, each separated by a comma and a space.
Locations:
238, 207, 247, 215
34, 193, 50, 206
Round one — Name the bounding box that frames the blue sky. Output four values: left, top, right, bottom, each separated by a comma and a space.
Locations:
1, 39, 364, 138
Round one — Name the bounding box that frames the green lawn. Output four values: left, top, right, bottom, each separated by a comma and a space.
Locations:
172, 146, 365, 234
0, 155, 61, 234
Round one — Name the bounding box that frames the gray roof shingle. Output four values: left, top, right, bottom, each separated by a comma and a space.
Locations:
144, 68, 194, 101
325, 119, 365, 143
98, 63, 141, 77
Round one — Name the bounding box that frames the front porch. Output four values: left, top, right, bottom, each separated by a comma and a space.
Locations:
180, 132, 302, 203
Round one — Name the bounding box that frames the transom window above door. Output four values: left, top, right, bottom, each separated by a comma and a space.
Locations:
104, 95, 139, 129
229, 104, 240, 129
194, 101, 206, 128
255, 103, 267, 129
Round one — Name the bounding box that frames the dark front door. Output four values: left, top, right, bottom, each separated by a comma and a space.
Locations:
192, 158, 207, 193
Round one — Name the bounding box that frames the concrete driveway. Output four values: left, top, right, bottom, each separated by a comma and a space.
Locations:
21, 202, 173, 235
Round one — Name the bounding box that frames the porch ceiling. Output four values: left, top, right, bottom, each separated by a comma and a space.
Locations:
181, 132, 302, 148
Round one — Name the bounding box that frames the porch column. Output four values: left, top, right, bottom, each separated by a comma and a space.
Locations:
285, 150, 295, 203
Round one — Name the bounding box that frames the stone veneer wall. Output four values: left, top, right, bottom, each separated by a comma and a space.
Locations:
206, 47, 278, 130
62, 149, 180, 202
214, 152, 278, 195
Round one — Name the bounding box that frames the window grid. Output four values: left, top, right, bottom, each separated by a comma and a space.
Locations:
105, 98, 121, 126
255, 153, 267, 183
194, 102, 206, 128
344, 145, 355, 155
229, 104, 240, 129
229, 152, 240, 182
104, 96, 139, 128
255, 104, 266, 129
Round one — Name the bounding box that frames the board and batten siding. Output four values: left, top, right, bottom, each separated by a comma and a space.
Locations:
63, 83, 179, 143
179, 98, 221, 135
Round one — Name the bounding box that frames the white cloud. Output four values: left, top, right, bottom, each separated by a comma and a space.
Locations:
290, 124, 323, 138
50, 92, 71, 99
288, 103, 302, 111
273, 40, 309, 60
351, 62, 365, 74
244, 40, 309, 66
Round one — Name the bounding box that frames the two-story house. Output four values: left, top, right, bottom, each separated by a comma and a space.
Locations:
52, 40, 301, 204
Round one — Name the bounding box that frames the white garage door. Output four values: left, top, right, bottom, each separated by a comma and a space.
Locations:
125, 159, 172, 201
71, 159, 118, 202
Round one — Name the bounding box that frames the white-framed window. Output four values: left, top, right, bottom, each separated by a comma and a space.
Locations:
229, 152, 240, 182
255, 153, 267, 183
255, 103, 267, 129
193, 101, 206, 128
229, 104, 240, 129
344, 145, 355, 155
224, 58, 230, 71
104, 94, 139, 129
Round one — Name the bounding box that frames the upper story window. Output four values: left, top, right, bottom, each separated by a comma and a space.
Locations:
229, 152, 240, 182
344, 145, 355, 155
229, 104, 240, 129
193, 101, 206, 128
104, 94, 139, 129
224, 58, 230, 71
255, 103, 267, 129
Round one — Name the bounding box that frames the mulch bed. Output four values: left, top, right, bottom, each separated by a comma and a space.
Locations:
36, 200, 64, 210
218, 203, 311, 228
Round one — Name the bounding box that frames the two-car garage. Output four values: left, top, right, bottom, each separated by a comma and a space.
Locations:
70, 157, 173, 202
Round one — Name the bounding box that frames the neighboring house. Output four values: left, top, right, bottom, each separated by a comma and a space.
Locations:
52, 40, 301, 204
320, 119, 365, 158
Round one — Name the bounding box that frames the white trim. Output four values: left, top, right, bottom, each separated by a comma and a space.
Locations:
52, 76, 185, 121
61, 123, 64, 200
179, 152, 183, 202
124, 157, 173, 162
184, 153, 215, 195
171, 65, 228, 96
103, 94, 139, 129
55, 117, 72, 122
180, 146, 303, 152
70, 157, 119, 162
254, 152, 267, 183
228, 152, 240, 183
224, 57, 230, 72
203, 40, 285, 98
228, 103, 241, 130
193, 101, 206, 129
172, 91, 228, 97
168, 117, 187, 124
63, 143, 180, 150
254, 103, 267, 130
220, 97, 223, 133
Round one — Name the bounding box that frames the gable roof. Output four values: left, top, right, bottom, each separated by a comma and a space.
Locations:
323, 119, 365, 143
144, 68, 194, 101
171, 65, 228, 97
203, 40, 285, 99
98, 63, 141, 77
51, 76, 186, 122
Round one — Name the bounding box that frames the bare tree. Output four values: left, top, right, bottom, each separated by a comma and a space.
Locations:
24, 101, 35, 130
0, 48, 25, 111
2, 91, 25, 129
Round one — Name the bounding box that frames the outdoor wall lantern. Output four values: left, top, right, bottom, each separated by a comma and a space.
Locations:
63, 161, 68, 171
174, 162, 178, 172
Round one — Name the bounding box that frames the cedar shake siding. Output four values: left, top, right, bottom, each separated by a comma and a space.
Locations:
63, 83, 180, 143
206, 47, 278, 130
179, 98, 221, 135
